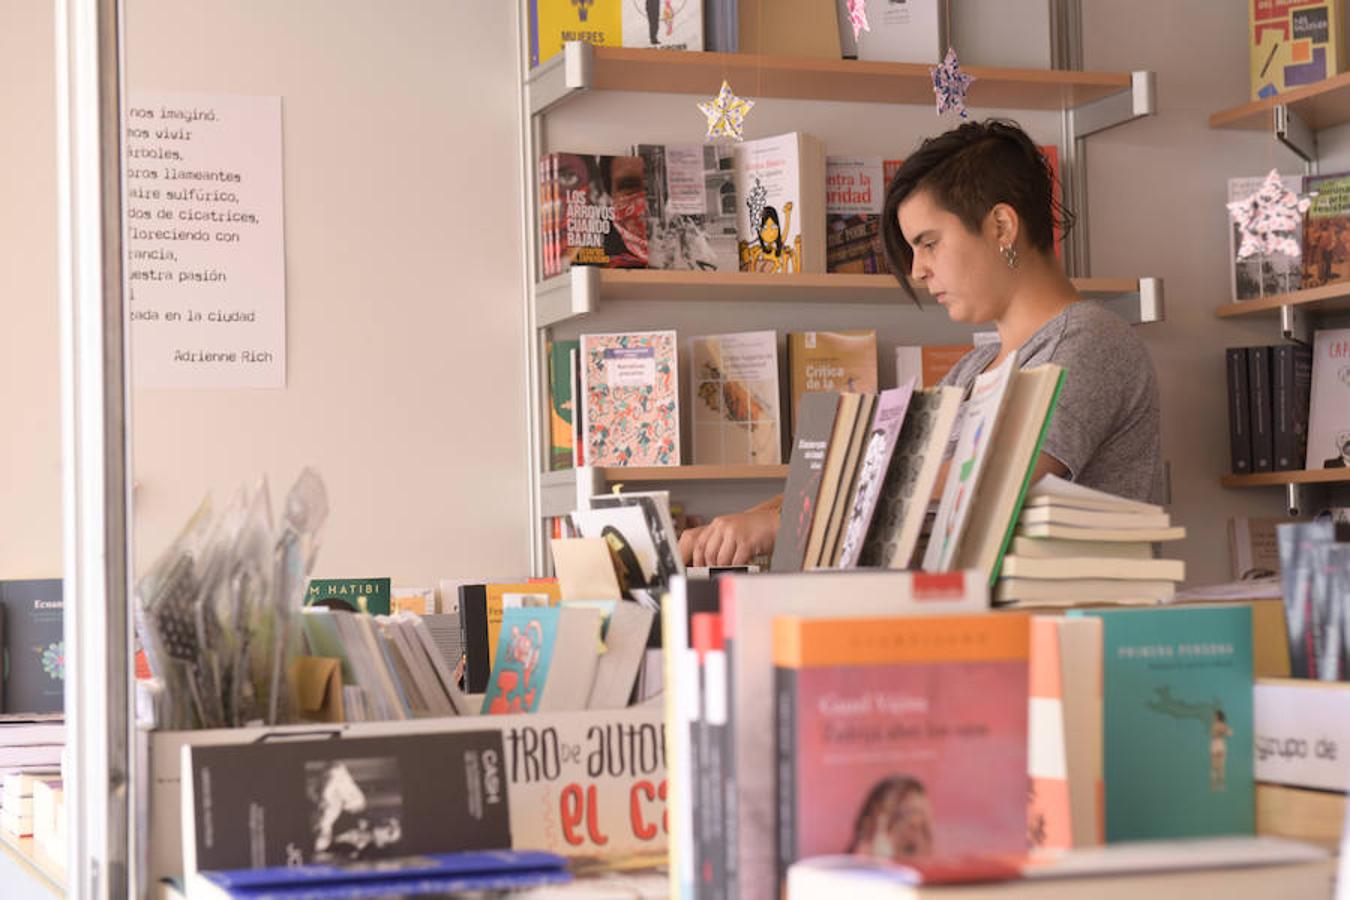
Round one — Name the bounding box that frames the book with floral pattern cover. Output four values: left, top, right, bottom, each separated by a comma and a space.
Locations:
581, 331, 680, 467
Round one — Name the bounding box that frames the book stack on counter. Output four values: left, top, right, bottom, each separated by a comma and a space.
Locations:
995, 476, 1186, 608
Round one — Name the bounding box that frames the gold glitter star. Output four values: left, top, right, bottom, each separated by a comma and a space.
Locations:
697, 80, 755, 141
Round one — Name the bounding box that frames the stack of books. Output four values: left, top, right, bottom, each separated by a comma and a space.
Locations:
0, 771, 60, 839
995, 475, 1186, 607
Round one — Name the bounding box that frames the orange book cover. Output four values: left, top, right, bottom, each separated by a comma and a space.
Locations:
787, 330, 878, 430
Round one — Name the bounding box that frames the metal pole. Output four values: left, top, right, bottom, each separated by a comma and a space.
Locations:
54, 0, 133, 896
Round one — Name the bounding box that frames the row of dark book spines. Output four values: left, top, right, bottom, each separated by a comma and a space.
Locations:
1226, 345, 1312, 474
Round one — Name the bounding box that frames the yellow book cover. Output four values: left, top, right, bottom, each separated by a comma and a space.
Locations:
531, 0, 622, 67
1250, 0, 1344, 101
787, 330, 878, 430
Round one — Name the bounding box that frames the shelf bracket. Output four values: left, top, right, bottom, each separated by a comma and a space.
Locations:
1071, 70, 1155, 138
1096, 277, 1164, 325
527, 40, 594, 117
535, 267, 596, 329
1281, 304, 1312, 344
576, 465, 605, 510
1286, 483, 1307, 516
1274, 105, 1317, 163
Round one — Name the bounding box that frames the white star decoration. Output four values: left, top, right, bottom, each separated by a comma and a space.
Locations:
847, 0, 870, 40
698, 80, 755, 142
930, 47, 975, 118
1227, 169, 1309, 260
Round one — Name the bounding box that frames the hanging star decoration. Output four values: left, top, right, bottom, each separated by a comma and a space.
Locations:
698, 80, 755, 141
847, 0, 871, 39
1227, 169, 1309, 260
930, 47, 975, 118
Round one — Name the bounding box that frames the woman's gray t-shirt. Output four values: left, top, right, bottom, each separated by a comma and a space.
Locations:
938, 301, 1163, 504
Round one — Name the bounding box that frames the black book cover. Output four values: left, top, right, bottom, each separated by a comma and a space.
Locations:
1226, 348, 1252, 475
1248, 346, 1274, 472
774, 665, 800, 892
770, 392, 841, 572
1272, 343, 1314, 471
0, 579, 63, 715
187, 730, 511, 873
458, 584, 489, 693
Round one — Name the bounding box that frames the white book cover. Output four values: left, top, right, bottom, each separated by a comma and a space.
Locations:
924, 353, 1017, 572
1227, 174, 1302, 301
689, 330, 782, 464
622, 0, 703, 51
1304, 328, 1350, 470
1253, 680, 1350, 792
638, 143, 738, 272
854, 0, 944, 64
733, 132, 826, 274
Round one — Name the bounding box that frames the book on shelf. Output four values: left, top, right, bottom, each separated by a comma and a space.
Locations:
305, 578, 391, 615
1000, 555, 1186, 582
774, 612, 1031, 890
622, 0, 703, 50
457, 581, 562, 694
852, 0, 944, 63
923, 353, 1018, 573
997, 577, 1176, 606
697, 569, 989, 900
527, 0, 621, 67
1010, 535, 1155, 560
818, 392, 878, 568
771, 391, 841, 573
836, 383, 917, 568
733, 131, 827, 274
1226, 347, 1253, 475
1276, 520, 1349, 679
635, 143, 738, 272
858, 386, 963, 571
706, 0, 739, 52
688, 330, 782, 465
584, 600, 656, 710
588, 489, 685, 591
0, 579, 64, 716
580, 330, 680, 467
1019, 505, 1171, 531
1272, 343, 1313, 471
738, 0, 841, 58
1024, 472, 1164, 515
390, 587, 433, 616
1253, 677, 1350, 792
1065, 605, 1255, 841
1304, 327, 1350, 471
787, 329, 878, 430
191, 849, 570, 899
1248, 345, 1275, 472
540, 153, 649, 276
1302, 171, 1350, 288
571, 505, 667, 593
481, 605, 603, 715
1250, 0, 1345, 100
894, 344, 973, 389
802, 392, 869, 569
547, 339, 579, 471
826, 155, 890, 274
1227, 175, 1303, 300
1018, 522, 1187, 543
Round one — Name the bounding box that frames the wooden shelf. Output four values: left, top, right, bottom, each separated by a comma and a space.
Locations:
1222, 469, 1350, 488
1210, 71, 1350, 131
528, 45, 1148, 117
600, 464, 788, 482
536, 268, 1163, 327
1216, 281, 1350, 318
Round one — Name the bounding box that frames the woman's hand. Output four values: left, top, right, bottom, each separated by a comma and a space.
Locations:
678, 499, 781, 567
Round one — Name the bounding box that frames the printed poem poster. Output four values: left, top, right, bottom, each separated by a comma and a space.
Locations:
124, 93, 284, 388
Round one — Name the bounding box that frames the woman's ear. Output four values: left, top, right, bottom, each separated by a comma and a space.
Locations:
988, 202, 1021, 249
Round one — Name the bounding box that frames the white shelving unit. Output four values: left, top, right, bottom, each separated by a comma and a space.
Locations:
520, 38, 1164, 573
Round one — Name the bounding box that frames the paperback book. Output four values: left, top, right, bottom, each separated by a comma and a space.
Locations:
733, 131, 827, 274
542, 153, 649, 274
787, 330, 878, 430
0, 579, 64, 715
826, 156, 887, 273
580, 331, 680, 466
894, 344, 973, 389
622, 0, 704, 50
1228, 175, 1303, 300
689, 330, 781, 465
852, 0, 944, 63
771, 392, 841, 572
1277, 520, 1348, 679
636, 143, 737, 271
1304, 328, 1350, 471
588, 489, 684, 591
481, 606, 602, 714
528, 0, 622, 67
836, 383, 916, 568
305, 578, 391, 615
1249, 0, 1344, 100
547, 339, 579, 471
1302, 172, 1350, 289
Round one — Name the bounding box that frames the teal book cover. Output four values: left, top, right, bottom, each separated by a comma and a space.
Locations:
304, 578, 391, 615
481, 607, 560, 715
1070, 606, 1254, 841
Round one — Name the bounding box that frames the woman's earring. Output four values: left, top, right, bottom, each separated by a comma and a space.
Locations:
1002, 244, 1019, 270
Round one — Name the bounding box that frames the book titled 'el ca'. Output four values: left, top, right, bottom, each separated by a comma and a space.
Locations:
773, 613, 1031, 890
1068, 605, 1255, 841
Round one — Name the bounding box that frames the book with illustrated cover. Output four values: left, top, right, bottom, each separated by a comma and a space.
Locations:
547, 339, 579, 471
1304, 328, 1350, 470
481, 606, 602, 715
306, 578, 391, 615
542, 152, 649, 272
1250, 0, 1344, 100
787, 330, 878, 430
571, 505, 664, 593
733, 132, 827, 274
528, 0, 621, 67
688, 330, 781, 465
636, 143, 737, 272
826, 156, 887, 273
802, 393, 868, 569
580, 331, 680, 466
836, 383, 916, 568
1228, 175, 1303, 300
622, 0, 704, 51
588, 489, 684, 590
0, 579, 63, 715
774, 612, 1030, 889
182, 731, 513, 876
923, 353, 1018, 573
1302, 172, 1350, 288
858, 386, 963, 570
1067, 605, 1255, 841
820, 393, 878, 568
770, 392, 841, 573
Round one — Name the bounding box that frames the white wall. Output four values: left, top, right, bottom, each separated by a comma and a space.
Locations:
0, 2, 61, 580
